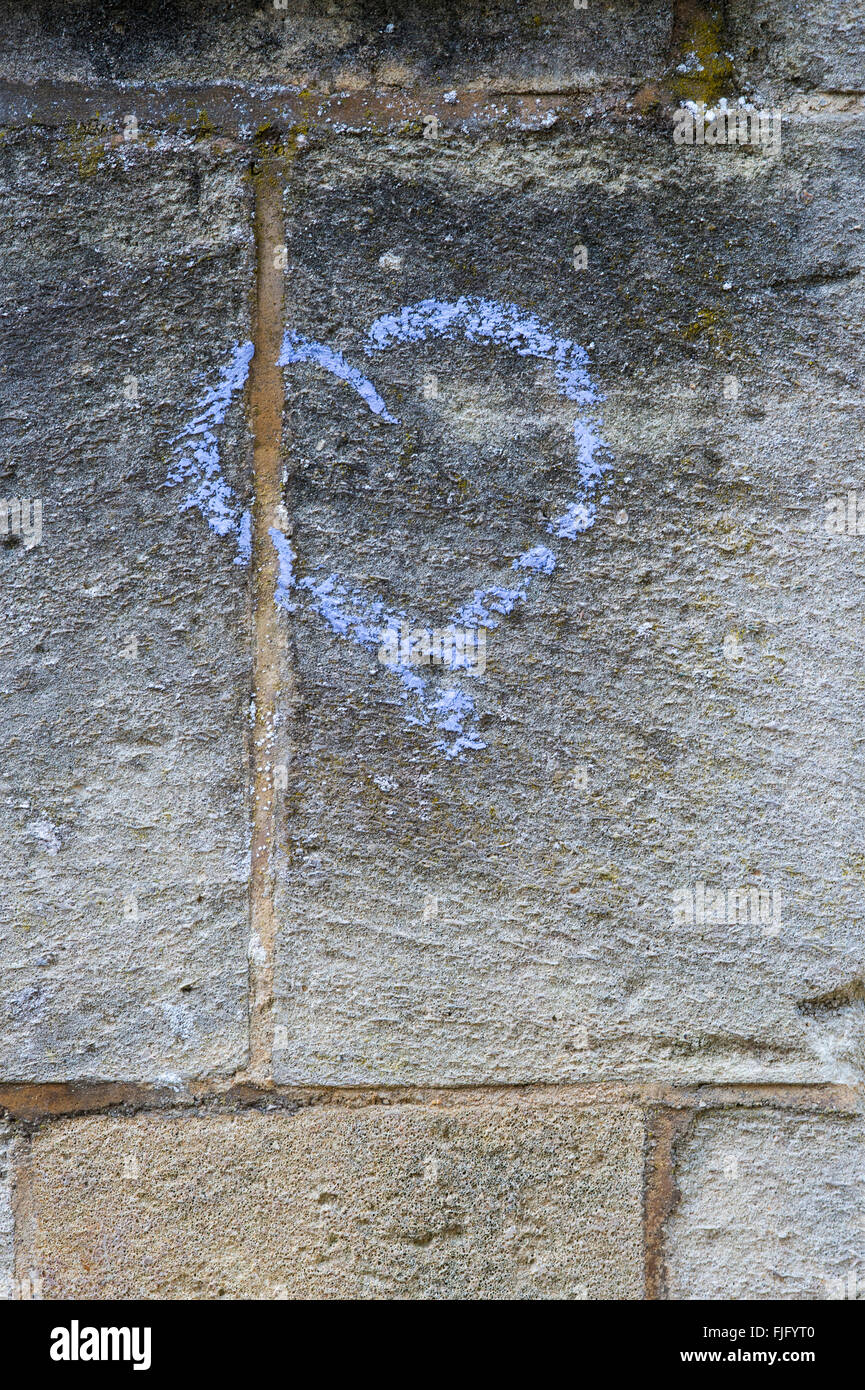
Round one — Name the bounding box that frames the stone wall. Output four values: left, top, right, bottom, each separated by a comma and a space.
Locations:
0, 0, 862, 1299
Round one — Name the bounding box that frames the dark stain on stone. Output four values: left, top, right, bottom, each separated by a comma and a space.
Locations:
798, 978, 865, 1017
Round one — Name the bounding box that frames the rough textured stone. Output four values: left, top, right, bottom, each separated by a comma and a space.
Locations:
270, 121, 865, 1085
666, 1109, 865, 1300
7, 0, 865, 112
0, 0, 671, 94
0, 0, 862, 1307
729, 1, 865, 100
27, 1103, 645, 1299
0, 131, 253, 1079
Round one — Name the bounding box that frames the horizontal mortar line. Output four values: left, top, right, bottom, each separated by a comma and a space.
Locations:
0, 1079, 858, 1122
0, 77, 630, 135
1, 78, 863, 140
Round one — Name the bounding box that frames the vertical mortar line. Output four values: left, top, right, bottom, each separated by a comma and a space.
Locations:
667, 0, 732, 100
643, 1102, 695, 1299
670, 0, 724, 50
10, 1129, 36, 1299
245, 152, 287, 1082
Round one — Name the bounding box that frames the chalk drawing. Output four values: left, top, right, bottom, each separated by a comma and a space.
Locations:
169, 298, 612, 759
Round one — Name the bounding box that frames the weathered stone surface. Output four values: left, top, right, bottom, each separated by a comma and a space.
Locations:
26, 1102, 644, 1299
666, 1109, 865, 1299
0, 131, 253, 1079
2, 1, 861, 117
271, 121, 865, 1084
0, 0, 671, 94
0, 0, 860, 1309
729, 1, 865, 100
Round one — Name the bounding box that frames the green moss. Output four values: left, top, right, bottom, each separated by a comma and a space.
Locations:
188, 107, 217, 142
255, 119, 308, 159
56, 122, 111, 179
671, 10, 734, 106
676, 306, 734, 354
